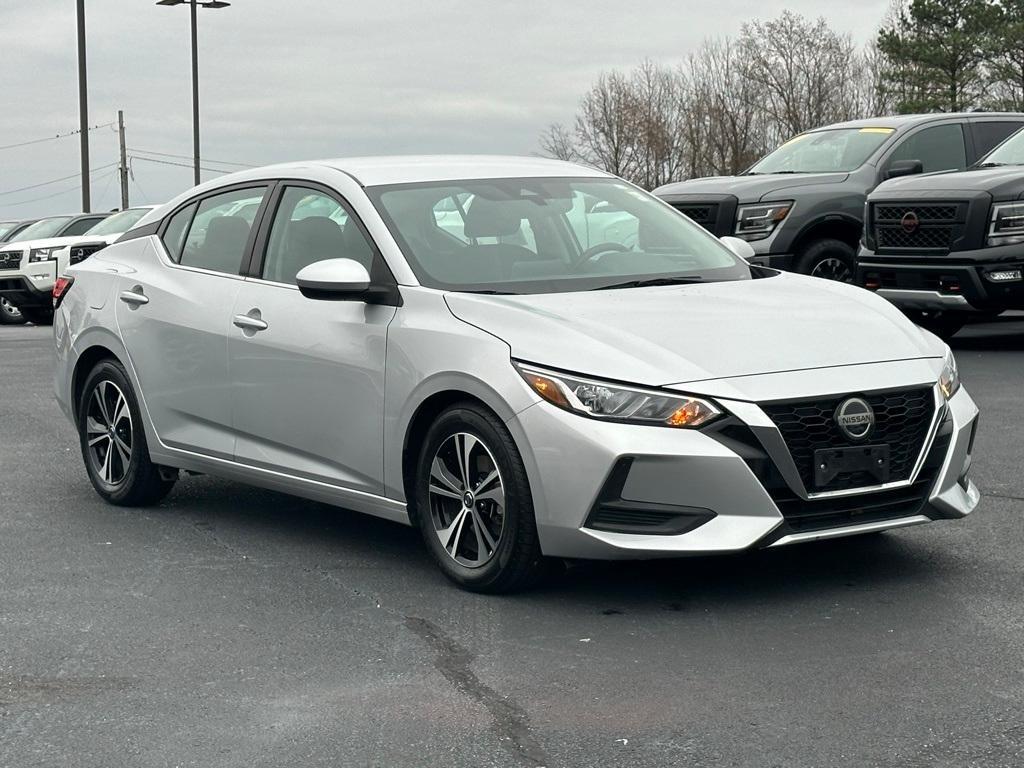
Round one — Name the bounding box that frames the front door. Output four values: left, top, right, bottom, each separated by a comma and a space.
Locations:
227, 184, 396, 493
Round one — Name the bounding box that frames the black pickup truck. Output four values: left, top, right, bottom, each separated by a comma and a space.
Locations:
859, 126, 1024, 338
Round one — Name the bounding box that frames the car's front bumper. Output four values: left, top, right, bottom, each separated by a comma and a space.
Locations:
509, 379, 980, 560
0, 262, 57, 309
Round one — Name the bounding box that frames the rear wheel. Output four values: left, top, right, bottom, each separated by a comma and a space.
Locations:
795, 238, 856, 283
0, 297, 25, 325
414, 402, 546, 593
20, 307, 53, 326
78, 359, 177, 506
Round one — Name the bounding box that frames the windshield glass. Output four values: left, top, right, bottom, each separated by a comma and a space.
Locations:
0, 222, 18, 238
84, 207, 151, 236
977, 126, 1024, 165
369, 177, 755, 294
748, 128, 896, 174
15, 216, 73, 241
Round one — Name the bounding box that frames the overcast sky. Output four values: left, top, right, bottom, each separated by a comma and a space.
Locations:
0, 0, 890, 218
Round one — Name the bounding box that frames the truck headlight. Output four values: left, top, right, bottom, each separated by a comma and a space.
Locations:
735, 201, 793, 241
514, 362, 723, 428
29, 246, 61, 262
939, 348, 960, 400
987, 202, 1024, 246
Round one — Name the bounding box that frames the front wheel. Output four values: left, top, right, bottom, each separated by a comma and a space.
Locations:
794, 238, 856, 283
78, 359, 177, 506
414, 403, 546, 593
0, 297, 25, 325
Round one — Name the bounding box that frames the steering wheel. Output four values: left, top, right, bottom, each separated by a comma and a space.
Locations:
575, 241, 631, 265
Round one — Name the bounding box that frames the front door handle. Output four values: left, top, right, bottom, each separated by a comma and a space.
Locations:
119, 288, 149, 306
233, 313, 268, 332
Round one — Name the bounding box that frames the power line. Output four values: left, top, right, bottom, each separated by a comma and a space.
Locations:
0, 122, 115, 152
0, 162, 119, 198
127, 147, 255, 168
128, 155, 237, 174
1, 169, 118, 208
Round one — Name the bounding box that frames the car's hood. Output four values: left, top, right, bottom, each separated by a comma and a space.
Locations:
873, 166, 1024, 199
0, 232, 123, 255
655, 172, 849, 202
445, 274, 942, 388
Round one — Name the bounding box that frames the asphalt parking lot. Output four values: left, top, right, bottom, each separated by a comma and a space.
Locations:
1, 318, 1022, 768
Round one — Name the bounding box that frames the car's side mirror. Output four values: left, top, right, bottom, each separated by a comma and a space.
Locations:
885, 159, 924, 180
720, 236, 756, 261
295, 258, 371, 301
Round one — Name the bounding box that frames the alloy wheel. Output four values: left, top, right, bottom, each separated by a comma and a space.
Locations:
85, 380, 133, 486
427, 432, 505, 568
810, 257, 853, 283
0, 297, 21, 320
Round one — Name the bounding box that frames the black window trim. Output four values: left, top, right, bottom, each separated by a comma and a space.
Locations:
245, 178, 402, 306
149, 180, 279, 276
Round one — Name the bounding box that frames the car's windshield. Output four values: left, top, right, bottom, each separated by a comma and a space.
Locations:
748, 127, 896, 174
368, 177, 755, 294
15, 216, 73, 241
0, 222, 18, 238
84, 207, 151, 236
976, 126, 1024, 165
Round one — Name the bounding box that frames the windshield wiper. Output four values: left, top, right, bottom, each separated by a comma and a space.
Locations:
974, 161, 1007, 168
457, 289, 518, 295
592, 276, 706, 291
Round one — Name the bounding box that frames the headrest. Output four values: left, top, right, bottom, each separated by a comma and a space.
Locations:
204, 216, 249, 244
290, 216, 345, 256
464, 197, 521, 238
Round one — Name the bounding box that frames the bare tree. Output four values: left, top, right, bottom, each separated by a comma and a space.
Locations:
539, 123, 577, 162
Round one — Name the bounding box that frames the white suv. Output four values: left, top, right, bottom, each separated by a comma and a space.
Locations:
0, 207, 155, 325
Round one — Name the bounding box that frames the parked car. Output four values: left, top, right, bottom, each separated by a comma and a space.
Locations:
858, 125, 1024, 338
654, 113, 1024, 282
54, 156, 979, 592
0, 210, 136, 325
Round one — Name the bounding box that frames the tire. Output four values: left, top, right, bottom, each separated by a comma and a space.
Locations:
904, 310, 967, 340
414, 402, 546, 593
794, 238, 856, 283
0, 297, 26, 325
78, 359, 177, 506
20, 306, 54, 326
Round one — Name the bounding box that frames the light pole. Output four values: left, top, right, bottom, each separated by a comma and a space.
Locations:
76, 0, 90, 211
156, 0, 230, 187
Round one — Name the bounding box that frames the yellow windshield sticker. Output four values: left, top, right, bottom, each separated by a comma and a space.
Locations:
859, 128, 896, 134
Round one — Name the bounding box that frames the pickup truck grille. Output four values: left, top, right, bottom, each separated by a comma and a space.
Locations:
872, 203, 960, 253
69, 243, 106, 264
0, 251, 22, 270
671, 203, 718, 232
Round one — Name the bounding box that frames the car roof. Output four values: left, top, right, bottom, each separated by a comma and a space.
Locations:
811, 112, 1024, 132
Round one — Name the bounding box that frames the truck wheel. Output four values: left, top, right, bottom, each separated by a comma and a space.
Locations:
905, 310, 967, 340
20, 307, 54, 326
795, 239, 856, 283
0, 297, 26, 325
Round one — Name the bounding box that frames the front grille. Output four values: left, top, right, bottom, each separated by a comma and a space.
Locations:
672, 203, 718, 232
761, 387, 936, 493
872, 202, 960, 252
70, 243, 105, 264
0, 251, 22, 270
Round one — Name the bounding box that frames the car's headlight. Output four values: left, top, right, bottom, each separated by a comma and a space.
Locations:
735, 201, 793, 241
29, 246, 60, 262
514, 362, 723, 428
939, 348, 960, 400
987, 202, 1024, 246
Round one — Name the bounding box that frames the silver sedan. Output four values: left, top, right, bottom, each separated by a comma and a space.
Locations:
53, 156, 980, 592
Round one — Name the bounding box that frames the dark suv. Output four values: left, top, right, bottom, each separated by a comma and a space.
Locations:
859, 125, 1024, 338
654, 113, 1024, 282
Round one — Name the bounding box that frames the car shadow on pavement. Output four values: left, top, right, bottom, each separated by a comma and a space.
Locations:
952, 314, 1024, 351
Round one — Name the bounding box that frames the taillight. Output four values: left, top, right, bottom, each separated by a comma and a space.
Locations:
53, 275, 75, 309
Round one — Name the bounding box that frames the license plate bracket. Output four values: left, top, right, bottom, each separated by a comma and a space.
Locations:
813, 444, 890, 487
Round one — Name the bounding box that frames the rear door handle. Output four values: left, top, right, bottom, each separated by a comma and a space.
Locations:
119, 289, 149, 306
233, 313, 269, 332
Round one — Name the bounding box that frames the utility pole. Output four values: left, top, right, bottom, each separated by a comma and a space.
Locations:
76, 0, 90, 212
118, 110, 129, 209
190, 0, 200, 187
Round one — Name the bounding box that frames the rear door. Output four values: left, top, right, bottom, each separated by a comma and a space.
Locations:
227, 183, 396, 493
116, 184, 270, 458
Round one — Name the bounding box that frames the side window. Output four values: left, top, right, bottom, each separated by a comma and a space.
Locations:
972, 122, 1023, 159
161, 203, 197, 263
179, 186, 267, 274
261, 186, 375, 285
63, 216, 106, 237
888, 124, 967, 173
